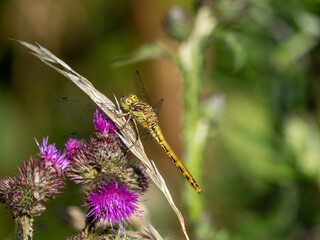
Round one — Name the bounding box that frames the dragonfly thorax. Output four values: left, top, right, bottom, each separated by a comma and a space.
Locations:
120, 94, 139, 111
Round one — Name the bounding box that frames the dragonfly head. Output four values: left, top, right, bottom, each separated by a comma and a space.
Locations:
120, 94, 139, 111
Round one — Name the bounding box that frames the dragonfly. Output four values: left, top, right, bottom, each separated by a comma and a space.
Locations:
119, 71, 202, 193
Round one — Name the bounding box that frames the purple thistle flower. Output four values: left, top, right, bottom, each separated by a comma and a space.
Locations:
65, 138, 84, 161
93, 109, 117, 135
83, 181, 143, 231
35, 136, 70, 171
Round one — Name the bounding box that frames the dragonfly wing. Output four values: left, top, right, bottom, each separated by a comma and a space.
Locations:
133, 71, 153, 106
55, 97, 119, 123
55, 97, 98, 124
64, 129, 96, 141
154, 98, 164, 116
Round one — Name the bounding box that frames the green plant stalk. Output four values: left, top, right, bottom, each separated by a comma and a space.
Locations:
180, 68, 205, 223
177, 6, 216, 224
14, 214, 34, 240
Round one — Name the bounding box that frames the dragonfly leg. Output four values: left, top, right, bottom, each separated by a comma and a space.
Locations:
114, 110, 132, 130
116, 112, 131, 117
132, 118, 140, 142
120, 112, 132, 130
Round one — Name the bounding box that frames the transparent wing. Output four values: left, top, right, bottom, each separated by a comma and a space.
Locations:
133, 71, 153, 106
154, 98, 164, 116
65, 130, 96, 141
55, 97, 119, 123
54, 97, 98, 124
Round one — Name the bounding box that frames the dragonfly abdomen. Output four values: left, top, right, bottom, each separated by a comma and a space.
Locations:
150, 124, 202, 193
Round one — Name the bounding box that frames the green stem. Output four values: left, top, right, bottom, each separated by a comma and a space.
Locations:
177, 5, 216, 235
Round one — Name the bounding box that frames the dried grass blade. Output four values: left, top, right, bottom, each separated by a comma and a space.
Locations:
137, 214, 163, 240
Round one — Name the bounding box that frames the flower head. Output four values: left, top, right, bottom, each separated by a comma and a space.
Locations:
93, 109, 117, 135
35, 136, 70, 171
0, 157, 64, 217
84, 181, 143, 231
65, 138, 85, 161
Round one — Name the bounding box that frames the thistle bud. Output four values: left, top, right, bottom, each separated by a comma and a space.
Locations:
0, 157, 64, 217
162, 6, 192, 41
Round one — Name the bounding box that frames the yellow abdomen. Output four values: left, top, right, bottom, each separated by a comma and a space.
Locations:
131, 101, 202, 193
150, 124, 202, 193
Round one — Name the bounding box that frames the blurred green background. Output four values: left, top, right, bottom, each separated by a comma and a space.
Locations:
1, 0, 320, 239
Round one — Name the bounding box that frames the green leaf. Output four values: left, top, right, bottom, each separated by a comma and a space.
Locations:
111, 42, 170, 67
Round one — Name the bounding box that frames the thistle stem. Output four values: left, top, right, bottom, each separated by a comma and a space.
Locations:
14, 214, 34, 240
